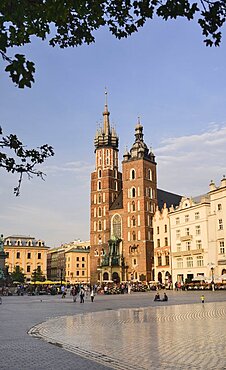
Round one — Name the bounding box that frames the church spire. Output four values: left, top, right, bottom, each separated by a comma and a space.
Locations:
103, 89, 110, 135
94, 92, 119, 152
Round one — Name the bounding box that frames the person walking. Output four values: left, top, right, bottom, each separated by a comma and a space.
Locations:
71, 286, 78, 302
201, 294, 205, 304
90, 289, 95, 302
80, 287, 85, 303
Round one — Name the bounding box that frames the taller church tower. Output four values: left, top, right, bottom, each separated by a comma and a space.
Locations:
90, 94, 122, 283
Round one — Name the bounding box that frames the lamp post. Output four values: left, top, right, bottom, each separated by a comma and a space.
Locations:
60, 268, 63, 287
207, 262, 215, 291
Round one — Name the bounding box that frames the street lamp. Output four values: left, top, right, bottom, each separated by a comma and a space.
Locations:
207, 262, 215, 291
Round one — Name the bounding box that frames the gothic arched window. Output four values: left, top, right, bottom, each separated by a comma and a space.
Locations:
111, 214, 122, 238
131, 187, 136, 198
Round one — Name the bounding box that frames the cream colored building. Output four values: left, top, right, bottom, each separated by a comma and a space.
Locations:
47, 240, 90, 284
207, 177, 226, 279
153, 203, 171, 285
4, 235, 49, 282
65, 246, 90, 284
169, 196, 210, 284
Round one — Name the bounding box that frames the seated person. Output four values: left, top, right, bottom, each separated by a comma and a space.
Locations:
154, 292, 160, 301
162, 293, 168, 301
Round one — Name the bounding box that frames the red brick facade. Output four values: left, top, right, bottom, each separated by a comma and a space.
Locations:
90, 102, 157, 284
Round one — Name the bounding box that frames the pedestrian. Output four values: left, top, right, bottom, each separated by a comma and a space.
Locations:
61, 285, 66, 298
80, 287, 85, 303
90, 289, 95, 302
71, 286, 78, 302
201, 294, 205, 304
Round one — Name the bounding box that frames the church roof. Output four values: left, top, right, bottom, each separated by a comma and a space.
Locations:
110, 191, 123, 210
157, 189, 182, 210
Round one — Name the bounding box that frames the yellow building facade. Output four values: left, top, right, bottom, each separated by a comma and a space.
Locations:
4, 235, 49, 282
47, 241, 90, 284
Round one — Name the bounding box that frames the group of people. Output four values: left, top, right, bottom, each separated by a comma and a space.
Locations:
154, 292, 168, 302
70, 285, 95, 303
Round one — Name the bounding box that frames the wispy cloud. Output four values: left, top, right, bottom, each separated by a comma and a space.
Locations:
156, 124, 226, 196
43, 160, 93, 175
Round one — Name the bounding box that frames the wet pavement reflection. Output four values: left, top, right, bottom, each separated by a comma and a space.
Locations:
30, 302, 226, 369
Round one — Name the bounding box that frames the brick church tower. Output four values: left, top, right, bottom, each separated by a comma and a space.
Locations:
90, 98, 157, 284
122, 120, 157, 283
90, 94, 122, 283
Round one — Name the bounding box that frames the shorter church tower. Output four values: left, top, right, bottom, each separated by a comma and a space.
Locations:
122, 119, 157, 282
90, 94, 122, 283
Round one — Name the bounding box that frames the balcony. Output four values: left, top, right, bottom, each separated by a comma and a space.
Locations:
180, 235, 193, 242
172, 248, 204, 257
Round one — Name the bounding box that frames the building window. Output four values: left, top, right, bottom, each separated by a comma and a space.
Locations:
177, 244, 181, 252
195, 225, 201, 235
220, 241, 225, 254
164, 224, 167, 233
197, 256, 204, 267
98, 193, 102, 203
177, 258, 183, 268
185, 215, 189, 222
94, 249, 99, 257
132, 232, 136, 241
98, 207, 102, 217
82, 271, 85, 276
176, 217, 180, 225
98, 221, 102, 231
82, 263, 85, 268
38, 253, 41, 259
16, 252, 20, 259
133, 258, 137, 266
176, 230, 180, 239
219, 219, 223, 230
131, 187, 136, 198
82, 257, 85, 261
195, 212, 200, 220
185, 228, 190, 236
76, 257, 79, 261
76, 263, 79, 268
186, 257, 193, 268
98, 169, 102, 178
27, 252, 31, 259
98, 181, 101, 190
157, 239, 160, 248
165, 237, 168, 246
112, 214, 122, 238
27, 266, 30, 273
218, 204, 222, 211
165, 255, 170, 265
148, 169, 152, 181
196, 240, 202, 249
157, 256, 162, 266
76, 271, 79, 276
186, 241, 191, 251
131, 201, 136, 212
157, 226, 159, 234
131, 169, 136, 180
132, 216, 136, 227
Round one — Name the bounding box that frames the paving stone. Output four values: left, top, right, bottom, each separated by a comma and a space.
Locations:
1, 291, 226, 369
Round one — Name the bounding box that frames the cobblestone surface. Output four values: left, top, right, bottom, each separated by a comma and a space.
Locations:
1, 291, 226, 369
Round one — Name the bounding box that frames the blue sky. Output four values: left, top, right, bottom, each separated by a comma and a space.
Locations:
0, 17, 226, 247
